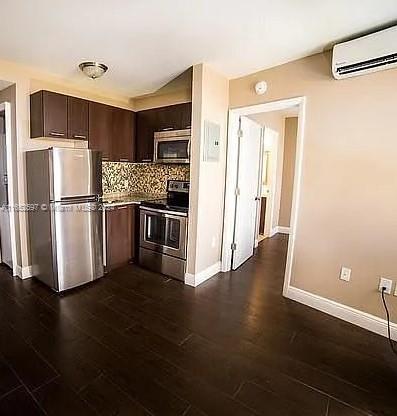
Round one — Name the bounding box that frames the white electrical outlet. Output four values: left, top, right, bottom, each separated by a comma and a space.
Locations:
379, 277, 393, 295
340, 267, 351, 282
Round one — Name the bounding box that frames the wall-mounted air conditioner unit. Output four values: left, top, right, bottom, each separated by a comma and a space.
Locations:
332, 26, 397, 80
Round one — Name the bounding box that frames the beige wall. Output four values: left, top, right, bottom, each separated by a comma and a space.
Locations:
279, 117, 298, 227
132, 68, 192, 111
230, 52, 397, 321
187, 64, 229, 281
132, 89, 191, 111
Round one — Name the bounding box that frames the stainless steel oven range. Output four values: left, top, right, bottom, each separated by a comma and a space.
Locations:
139, 180, 189, 281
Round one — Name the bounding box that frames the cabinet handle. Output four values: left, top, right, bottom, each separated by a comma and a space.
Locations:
73, 134, 87, 139
119, 158, 129, 162
142, 159, 152, 162
49, 132, 65, 137
102, 157, 109, 161
161, 127, 173, 131
117, 206, 128, 210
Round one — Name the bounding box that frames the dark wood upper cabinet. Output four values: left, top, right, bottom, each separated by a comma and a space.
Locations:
67, 96, 89, 140
135, 108, 158, 162
135, 102, 192, 162
30, 90, 68, 139
112, 108, 135, 162
88, 102, 113, 160
106, 204, 136, 270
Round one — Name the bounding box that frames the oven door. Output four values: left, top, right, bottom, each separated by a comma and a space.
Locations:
140, 208, 187, 259
154, 137, 190, 164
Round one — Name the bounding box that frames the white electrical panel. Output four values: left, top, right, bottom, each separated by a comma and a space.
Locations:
203, 120, 220, 162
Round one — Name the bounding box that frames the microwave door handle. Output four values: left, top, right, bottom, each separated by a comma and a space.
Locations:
187, 139, 191, 160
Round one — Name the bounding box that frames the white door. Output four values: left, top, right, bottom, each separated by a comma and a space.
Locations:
232, 116, 262, 270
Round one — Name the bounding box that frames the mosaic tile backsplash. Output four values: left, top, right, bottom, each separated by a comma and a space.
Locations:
102, 162, 190, 195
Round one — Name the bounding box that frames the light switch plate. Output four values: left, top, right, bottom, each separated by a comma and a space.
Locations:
340, 267, 351, 282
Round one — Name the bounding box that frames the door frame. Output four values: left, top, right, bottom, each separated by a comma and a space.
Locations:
254, 126, 264, 248
0, 102, 18, 276
221, 96, 306, 296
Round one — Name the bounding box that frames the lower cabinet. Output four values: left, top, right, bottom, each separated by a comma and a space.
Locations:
105, 204, 136, 271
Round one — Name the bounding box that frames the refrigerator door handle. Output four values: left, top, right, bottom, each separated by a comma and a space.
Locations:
58, 195, 99, 204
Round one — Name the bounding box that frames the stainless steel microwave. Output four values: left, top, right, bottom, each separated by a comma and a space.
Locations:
153, 129, 191, 164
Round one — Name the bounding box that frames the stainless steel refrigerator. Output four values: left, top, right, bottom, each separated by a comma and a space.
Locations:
26, 148, 104, 292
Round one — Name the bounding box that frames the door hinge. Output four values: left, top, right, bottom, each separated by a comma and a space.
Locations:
231, 242, 237, 251
235, 187, 240, 196
238, 129, 243, 138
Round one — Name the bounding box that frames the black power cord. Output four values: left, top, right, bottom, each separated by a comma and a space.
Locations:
381, 287, 397, 357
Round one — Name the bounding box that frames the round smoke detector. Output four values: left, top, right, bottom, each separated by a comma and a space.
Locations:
254, 81, 268, 95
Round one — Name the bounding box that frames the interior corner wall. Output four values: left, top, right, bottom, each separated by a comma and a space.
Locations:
229, 51, 397, 321
0, 84, 22, 268
187, 64, 229, 282
279, 117, 298, 228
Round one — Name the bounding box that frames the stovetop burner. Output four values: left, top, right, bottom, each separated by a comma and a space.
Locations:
141, 198, 189, 214
141, 180, 189, 214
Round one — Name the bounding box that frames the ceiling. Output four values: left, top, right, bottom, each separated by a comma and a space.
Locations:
1, 0, 397, 97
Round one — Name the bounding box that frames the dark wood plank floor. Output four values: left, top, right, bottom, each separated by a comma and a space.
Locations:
0, 234, 396, 415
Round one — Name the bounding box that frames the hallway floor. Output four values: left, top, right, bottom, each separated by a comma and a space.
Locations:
0, 234, 395, 415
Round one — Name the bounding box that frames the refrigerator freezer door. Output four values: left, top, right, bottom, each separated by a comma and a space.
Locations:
52, 201, 103, 291
51, 148, 102, 201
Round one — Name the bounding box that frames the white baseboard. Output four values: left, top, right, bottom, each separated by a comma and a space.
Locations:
272, 226, 291, 235
285, 286, 397, 341
14, 264, 33, 279
185, 261, 221, 287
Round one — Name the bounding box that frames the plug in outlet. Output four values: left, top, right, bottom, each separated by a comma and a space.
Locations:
340, 267, 351, 282
379, 277, 393, 295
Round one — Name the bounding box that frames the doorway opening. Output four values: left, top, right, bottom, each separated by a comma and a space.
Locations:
0, 81, 18, 275
248, 106, 299, 246
221, 97, 306, 295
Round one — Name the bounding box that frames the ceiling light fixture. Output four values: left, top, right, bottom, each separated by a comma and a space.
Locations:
79, 62, 108, 79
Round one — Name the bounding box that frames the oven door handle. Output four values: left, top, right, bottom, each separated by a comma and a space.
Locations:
140, 206, 187, 217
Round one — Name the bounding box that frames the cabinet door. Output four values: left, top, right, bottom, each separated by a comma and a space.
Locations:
180, 102, 192, 129
136, 109, 157, 162
156, 103, 192, 131
106, 205, 135, 270
43, 91, 68, 139
67, 96, 89, 140
89, 102, 112, 160
112, 108, 135, 162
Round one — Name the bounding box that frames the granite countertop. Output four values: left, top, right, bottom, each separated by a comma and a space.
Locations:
102, 193, 165, 207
